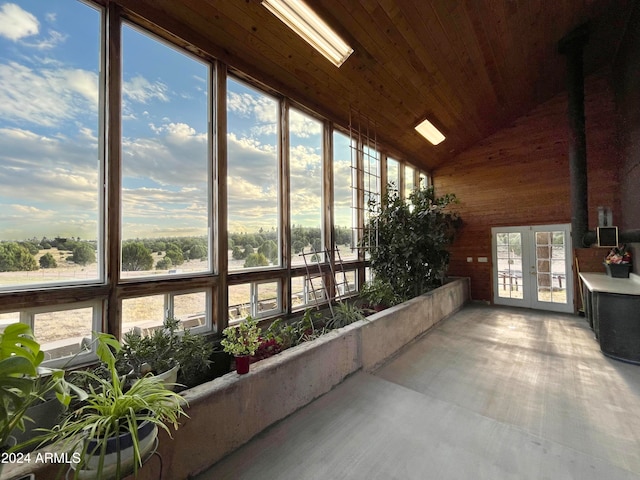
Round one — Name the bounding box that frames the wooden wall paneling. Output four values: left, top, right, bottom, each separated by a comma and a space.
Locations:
433, 70, 620, 302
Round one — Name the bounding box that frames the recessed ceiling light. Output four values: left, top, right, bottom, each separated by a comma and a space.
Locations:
262, 0, 354, 67
415, 118, 445, 145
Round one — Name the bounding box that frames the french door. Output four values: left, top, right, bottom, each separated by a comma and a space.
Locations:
491, 224, 573, 313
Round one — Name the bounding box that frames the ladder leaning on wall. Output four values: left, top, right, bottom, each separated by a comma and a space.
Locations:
299, 246, 352, 320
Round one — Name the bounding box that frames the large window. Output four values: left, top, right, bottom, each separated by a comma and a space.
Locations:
121, 290, 209, 337
0, 0, 403, 344
121, 23, 211, 279
404, 164, 415, 199
227, 78, 280, 271
290, 109, 323, 266
228, 281, 281, 323
362, 146, 381, 258
0, 0, 103, 290
0, 301, 101, 368
333, 131, 356, 261
387, 158, 400, 193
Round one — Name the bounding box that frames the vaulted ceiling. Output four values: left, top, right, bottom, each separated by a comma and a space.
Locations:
119, 0, 635, 171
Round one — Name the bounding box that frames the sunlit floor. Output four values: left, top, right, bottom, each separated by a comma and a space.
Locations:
197, 303, 640, 480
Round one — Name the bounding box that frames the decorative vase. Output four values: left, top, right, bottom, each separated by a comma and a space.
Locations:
235, 355, 251, 375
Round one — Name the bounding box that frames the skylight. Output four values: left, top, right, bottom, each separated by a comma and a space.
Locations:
262, 0, 354, 67
415, 118, 446, 145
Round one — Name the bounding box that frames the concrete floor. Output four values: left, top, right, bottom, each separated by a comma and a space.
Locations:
197, 304, 640, 479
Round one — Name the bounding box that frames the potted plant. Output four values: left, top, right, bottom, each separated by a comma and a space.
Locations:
604, 244, 633, 278
221, 316, 261, 374
33, 333, 187, 480
0, 323, 76, 463
118, 316, 213, 390
365, 185, 460, 300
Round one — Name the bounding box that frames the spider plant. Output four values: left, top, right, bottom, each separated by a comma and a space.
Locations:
325, 301, 366, 330
33, 333, 188, 479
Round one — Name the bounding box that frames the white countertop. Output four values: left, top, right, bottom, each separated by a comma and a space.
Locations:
580, 272, 640, 295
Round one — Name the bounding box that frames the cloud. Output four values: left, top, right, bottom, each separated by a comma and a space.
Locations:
290, 109, 322, 138
21, 29, 66, 50
121, 186, 209, 239
0, 3, 39, 41
0, 61, 98, 127
228, 90, 278, 136
123, 75, 169, 104
122, 121, 208, 187
0, 125, 100, 241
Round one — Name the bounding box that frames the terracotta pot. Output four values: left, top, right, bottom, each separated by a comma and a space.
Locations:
235, 355, 251, 374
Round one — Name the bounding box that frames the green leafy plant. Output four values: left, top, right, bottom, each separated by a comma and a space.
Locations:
359, 277, 402, 309
33, 333, 187, 479
0, 323, 75, 451
221, 316, 261, 356
118, 317, 213, 389
365, 185, 460, 301
325, 302, 366, 330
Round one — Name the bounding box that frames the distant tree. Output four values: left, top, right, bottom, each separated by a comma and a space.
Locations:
244, 252, 269, 268
39, 252, 57, 269
152, 241, 166, 253
243, 235, 257, 248
156, 257, 173, 270
242, 244, 254, 258
188, 244, 207, 260
292, 240, 305, 254
20, 241, 40, 255
71, 243, 96, 266
122, 241, 154, 271
232, 246, 244, 260
0, 242, 38, 272
164, 243, 184, 266
311, 238, 322, 253
40, 241, 52, 250
258, 240, 278, 263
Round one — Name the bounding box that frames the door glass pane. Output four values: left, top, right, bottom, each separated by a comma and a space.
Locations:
496, 232, 522, 299
536, 231, 567, 304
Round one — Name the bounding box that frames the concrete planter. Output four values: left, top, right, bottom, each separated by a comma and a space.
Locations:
8, 278, 469, 480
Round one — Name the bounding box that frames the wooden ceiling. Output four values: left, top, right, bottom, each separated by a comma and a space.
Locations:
119, 0, 635, 171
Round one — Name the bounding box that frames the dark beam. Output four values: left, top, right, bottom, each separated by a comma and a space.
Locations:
559, 24, 589, 249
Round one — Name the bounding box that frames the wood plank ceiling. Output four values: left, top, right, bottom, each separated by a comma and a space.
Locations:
118, 0, 635, 171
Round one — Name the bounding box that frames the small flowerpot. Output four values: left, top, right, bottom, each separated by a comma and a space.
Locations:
604, 262, 632, 278
234, 355, 251, 375
210, 348, 233, 378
